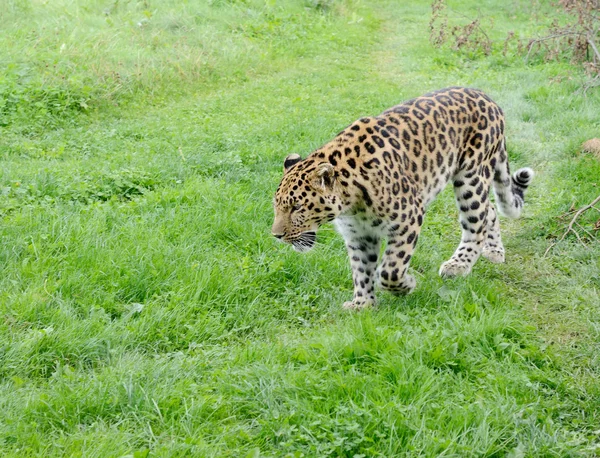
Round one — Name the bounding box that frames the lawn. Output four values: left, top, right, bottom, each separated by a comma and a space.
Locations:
1, 0, 599, 456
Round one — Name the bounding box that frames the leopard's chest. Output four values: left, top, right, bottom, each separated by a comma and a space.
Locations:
334, 212, 390, 242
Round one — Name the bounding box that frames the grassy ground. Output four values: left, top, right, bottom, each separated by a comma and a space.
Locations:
1, 0, 599, 456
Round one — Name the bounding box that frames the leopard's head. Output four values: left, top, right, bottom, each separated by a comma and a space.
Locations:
272, 153, 343, 252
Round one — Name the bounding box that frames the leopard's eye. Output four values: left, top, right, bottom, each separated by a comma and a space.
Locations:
291, 204, 302, 213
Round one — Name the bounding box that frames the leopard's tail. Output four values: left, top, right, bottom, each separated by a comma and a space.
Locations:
492, 140, 534, 218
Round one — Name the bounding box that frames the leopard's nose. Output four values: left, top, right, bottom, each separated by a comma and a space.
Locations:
272, 233, 284, 239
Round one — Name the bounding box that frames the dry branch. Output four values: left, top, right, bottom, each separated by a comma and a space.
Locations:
525, 31, 582, 62
587, 35, 600, 62
544, 194, 600, 256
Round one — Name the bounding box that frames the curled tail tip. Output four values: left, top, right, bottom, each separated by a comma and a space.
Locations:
513, 167, 534, 188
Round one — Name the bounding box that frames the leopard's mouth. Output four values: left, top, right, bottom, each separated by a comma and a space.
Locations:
291, 231, 316, 252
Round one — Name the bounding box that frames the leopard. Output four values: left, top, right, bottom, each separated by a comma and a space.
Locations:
272, 87, 533, 310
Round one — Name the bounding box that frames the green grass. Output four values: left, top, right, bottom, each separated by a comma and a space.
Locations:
1, 0, 600, 456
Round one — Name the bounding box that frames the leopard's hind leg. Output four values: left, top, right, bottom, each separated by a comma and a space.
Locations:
481, 203, 505, 263
439, 168, 492, 277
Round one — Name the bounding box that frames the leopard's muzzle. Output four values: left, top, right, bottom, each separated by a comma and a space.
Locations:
290, 231, 316, 252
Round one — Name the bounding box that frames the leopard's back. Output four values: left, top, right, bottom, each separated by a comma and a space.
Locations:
332, 87, 507, 210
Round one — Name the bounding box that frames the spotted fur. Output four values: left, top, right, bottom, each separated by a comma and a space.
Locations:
272, 87, 533, 309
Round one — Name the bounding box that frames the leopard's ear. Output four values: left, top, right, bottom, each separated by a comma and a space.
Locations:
284, 154, 302, 171
316, 162, 336, 190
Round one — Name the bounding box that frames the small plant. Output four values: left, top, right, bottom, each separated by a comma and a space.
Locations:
430, 0, 600, 88
525, 0, 600, 90
305, 0, 336, 11
429, 0, 493, 56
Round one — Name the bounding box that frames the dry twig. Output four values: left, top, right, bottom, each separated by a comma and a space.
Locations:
544, 194, 600, 256
525, 31, 582, 62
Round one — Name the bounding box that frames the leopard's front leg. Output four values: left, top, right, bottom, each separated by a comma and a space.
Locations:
377, 210, 423, 295
336, 218, 380, 310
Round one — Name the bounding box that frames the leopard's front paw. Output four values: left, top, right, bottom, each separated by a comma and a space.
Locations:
482, 246, 505, 263
378, 273, 416, 295
342, 298, 375, 310
439, 259, 472, 277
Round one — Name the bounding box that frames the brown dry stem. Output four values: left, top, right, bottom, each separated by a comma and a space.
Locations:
544, 194, 600, 256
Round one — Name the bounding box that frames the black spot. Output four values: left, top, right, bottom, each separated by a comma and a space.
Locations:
382, 151, 392, 166
347, 158, 356, 169
353, 180, 372, 206
469, 133, 483, 148
415, 98, 435, 115
435, 95, 451, 106
401, 177, 410, 193
449, 126, 456, 144
423, 120, 434, 135
448, 152, 454, 166
363, 158, 380, 169
414, 140, 423, 157
439, 134, 448, 150
477, 116, 488, 130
